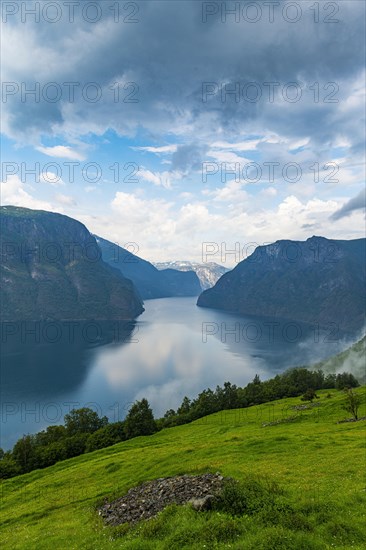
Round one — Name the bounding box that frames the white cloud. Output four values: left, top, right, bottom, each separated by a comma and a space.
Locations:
75, 189, 365, 266
138, 168, 183, 189
261, 187, 278, 197
179, 192, 194, 200
211, 140, 261, 152
208, 179, 249, 203
54, 193, 77, 206
40, 171, 65, 186
1, 175, 56, 211
206, 149, 250, 165
132, 145, 178, 154
288, 138, 310, 151
111, 192, 173, 230
36, 146, 85, 161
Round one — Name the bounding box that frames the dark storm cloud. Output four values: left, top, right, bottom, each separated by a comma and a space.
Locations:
330, 189, 366, 220
2, 0, 365, 145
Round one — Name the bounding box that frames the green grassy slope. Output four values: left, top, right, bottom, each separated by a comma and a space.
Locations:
1, 388, 365, 550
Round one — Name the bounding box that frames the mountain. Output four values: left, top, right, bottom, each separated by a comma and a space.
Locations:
0, 206, 144, 321
96, 237, 202, 299
154, 261, 230, 290
197, 236, 366, 333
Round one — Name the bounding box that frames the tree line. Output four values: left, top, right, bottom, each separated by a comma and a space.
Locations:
0, 368, 360, 479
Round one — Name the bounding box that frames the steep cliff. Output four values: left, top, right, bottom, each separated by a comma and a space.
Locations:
197, 236, 366, 332
0, 206, 144, 320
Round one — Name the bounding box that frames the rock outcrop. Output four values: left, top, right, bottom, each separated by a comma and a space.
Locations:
98, 473, 227, 526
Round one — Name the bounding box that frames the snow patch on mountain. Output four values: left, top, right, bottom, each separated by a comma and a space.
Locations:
154, 261, 230, 290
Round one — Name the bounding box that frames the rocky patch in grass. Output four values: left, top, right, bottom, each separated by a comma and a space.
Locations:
262, 415, 300, 427
98, 473, 228, 526
292, 402, 322, 411
337, 416, 366, 424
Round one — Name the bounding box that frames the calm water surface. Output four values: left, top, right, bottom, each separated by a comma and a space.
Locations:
0, 297, 351, 449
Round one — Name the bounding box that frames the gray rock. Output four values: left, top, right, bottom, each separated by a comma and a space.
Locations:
98, 473, 229, 526
188, 494, 215, 511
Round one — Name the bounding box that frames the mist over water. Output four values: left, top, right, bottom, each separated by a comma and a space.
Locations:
0, 297, 359, 449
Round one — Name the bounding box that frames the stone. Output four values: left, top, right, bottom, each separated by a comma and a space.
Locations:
98, 473, 229, 526
188, 494, 215, 511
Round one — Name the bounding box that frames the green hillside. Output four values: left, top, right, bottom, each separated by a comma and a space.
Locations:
1, 388, 365, 549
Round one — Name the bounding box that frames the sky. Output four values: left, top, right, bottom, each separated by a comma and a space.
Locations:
1, 0, 365, 266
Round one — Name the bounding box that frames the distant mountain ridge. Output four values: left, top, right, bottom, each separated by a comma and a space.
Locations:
96, 237, 202, 299
197, 236, 366, 333
0, 206, 144, 321
154, 261, 230, 290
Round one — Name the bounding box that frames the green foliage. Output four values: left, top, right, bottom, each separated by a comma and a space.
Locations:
35, 441, 67, 468
64, 407, 108, 436
212, 476, 282, 516
5, 408, 108, 477
177, 396, 191, 415
215, 381, 239, 409
86, 422, 126, 452
12, 435, 37, 473
301, 388, 318, 402
0, 452, 20, 479
34, 425, 67, 447
335, 372, 360, 390
63, 433, 90, 458
124, 399, 157, 439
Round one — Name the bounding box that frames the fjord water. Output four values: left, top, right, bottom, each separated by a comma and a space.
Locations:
0, 297, 352, 449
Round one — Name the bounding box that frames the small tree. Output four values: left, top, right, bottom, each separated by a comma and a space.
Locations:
301, 388, 318, 402
343, 388, 361, 420
124, 399, 157, 439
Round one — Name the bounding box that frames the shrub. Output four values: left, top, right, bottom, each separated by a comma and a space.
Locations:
212, 477, 282, 516
301, 389, 318, 402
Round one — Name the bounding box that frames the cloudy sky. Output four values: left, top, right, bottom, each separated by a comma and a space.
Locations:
1, 0, 365, 265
